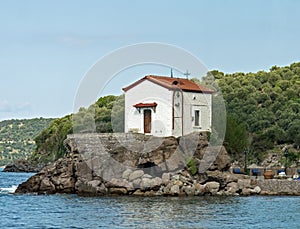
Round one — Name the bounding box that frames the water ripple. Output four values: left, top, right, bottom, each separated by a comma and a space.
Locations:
0, 170, 300, 228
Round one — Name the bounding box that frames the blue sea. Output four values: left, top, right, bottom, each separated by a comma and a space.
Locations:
0, 168, 300, 228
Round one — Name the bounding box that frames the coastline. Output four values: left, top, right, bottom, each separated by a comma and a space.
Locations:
15, 133, 300, 197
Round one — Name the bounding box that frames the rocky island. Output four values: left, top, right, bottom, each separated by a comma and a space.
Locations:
16, 132, 300, 196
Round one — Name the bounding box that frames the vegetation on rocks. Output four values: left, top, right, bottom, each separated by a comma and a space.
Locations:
186, 158, 197, 175
32, 115, 73, 163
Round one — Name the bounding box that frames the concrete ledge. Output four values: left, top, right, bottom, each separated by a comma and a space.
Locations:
258, 179, 300, 195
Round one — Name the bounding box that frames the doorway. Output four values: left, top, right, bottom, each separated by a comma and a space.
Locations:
144, 109, 151, 133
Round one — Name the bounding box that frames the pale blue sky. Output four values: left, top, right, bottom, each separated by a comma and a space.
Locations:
0, 0, 299, 120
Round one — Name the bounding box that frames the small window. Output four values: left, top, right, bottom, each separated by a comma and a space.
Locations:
194, 110, 200, 126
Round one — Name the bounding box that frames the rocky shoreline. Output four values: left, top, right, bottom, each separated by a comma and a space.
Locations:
15, 133, 300, 196
3, 159, 47, 173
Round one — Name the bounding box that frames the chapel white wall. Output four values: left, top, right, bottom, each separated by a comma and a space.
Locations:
124, 80, 173, 137
182, 91, 212, 135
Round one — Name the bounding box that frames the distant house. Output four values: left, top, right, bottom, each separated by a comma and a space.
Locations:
122, 75, 213, 137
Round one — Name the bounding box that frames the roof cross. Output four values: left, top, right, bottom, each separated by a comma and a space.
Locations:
184, 70, 191, 79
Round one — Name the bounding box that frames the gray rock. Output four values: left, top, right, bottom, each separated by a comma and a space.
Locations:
170, 185, 180, 195
212, 146, 231, 171
182, 185, 195, 196
164, 150, 186, 172
108, 178, 123, 187
132, 178, 141, 189
108, 178, 134, 191
198, 146, 230, 173
132, 189, 145, 196
225, 182, 239, 195
225, 173, 239, 183
140, 178, 152, 190
237, 179, 252, 189
122, 169, 132, 180
162, 173, 170, 185
40, 177, 55, 192
206, 170, 228, 188
217, 190, 225, 195
151, 177, 162, 188
173, 180, 183, 187
87, 180, 101, 188
162, 182, 173, 194
129, 170, 144, 181
242, 188, 251, 196
194, 183, 207, 195
206, 181, 220, 195
56, 177, 75, 192
75, 161, 93, 181
252, 186, 261, 194
97, 183, 107, 193
142, 174, 152, 179
172, 174, 180, 180
109, 187, 127, 195
140, 177, 162, 191
179, 175, 192, 184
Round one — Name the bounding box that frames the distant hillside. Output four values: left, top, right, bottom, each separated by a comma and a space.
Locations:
0, 118, 54, 166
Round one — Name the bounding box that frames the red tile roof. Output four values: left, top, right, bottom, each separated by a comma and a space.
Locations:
133, 102, 157, 108
122, 75, 214, 93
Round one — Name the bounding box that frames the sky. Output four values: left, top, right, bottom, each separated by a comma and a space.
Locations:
0, 0, 299, 120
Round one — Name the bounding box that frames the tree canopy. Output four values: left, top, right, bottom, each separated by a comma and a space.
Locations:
31, 95, 124, 164
201, 62, 300, 163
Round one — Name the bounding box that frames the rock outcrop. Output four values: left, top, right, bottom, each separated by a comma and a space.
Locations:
16, 132, 263, 196
3, 159, 46, 173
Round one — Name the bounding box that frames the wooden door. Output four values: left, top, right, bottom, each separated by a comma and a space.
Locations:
144, 110, 151, 133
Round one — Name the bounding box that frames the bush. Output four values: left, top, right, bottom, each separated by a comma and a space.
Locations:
187, 158, 197, 175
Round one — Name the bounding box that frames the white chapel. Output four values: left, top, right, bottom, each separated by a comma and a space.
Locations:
122, 75, 213, 137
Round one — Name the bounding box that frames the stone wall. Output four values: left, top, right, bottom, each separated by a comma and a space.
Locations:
258, 180, 300, 195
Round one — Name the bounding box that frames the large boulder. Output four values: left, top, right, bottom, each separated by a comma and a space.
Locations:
128, 170, 144, 181
140, 177, 162, 191
208, 146, 231, 171
225, 182, 239, 195
206, 181, 220, 195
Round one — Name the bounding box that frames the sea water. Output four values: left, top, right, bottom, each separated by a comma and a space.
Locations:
0, 168, 300, 228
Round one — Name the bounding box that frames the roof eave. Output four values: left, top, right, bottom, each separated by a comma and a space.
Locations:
181, 89, 214, 94
122, 77, 147, 92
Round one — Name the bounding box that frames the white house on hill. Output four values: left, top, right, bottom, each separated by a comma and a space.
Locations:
122, 75, 213, 137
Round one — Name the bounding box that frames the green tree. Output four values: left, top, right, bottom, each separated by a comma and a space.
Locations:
31, 94, 125, 163
224, 114, 248, 161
